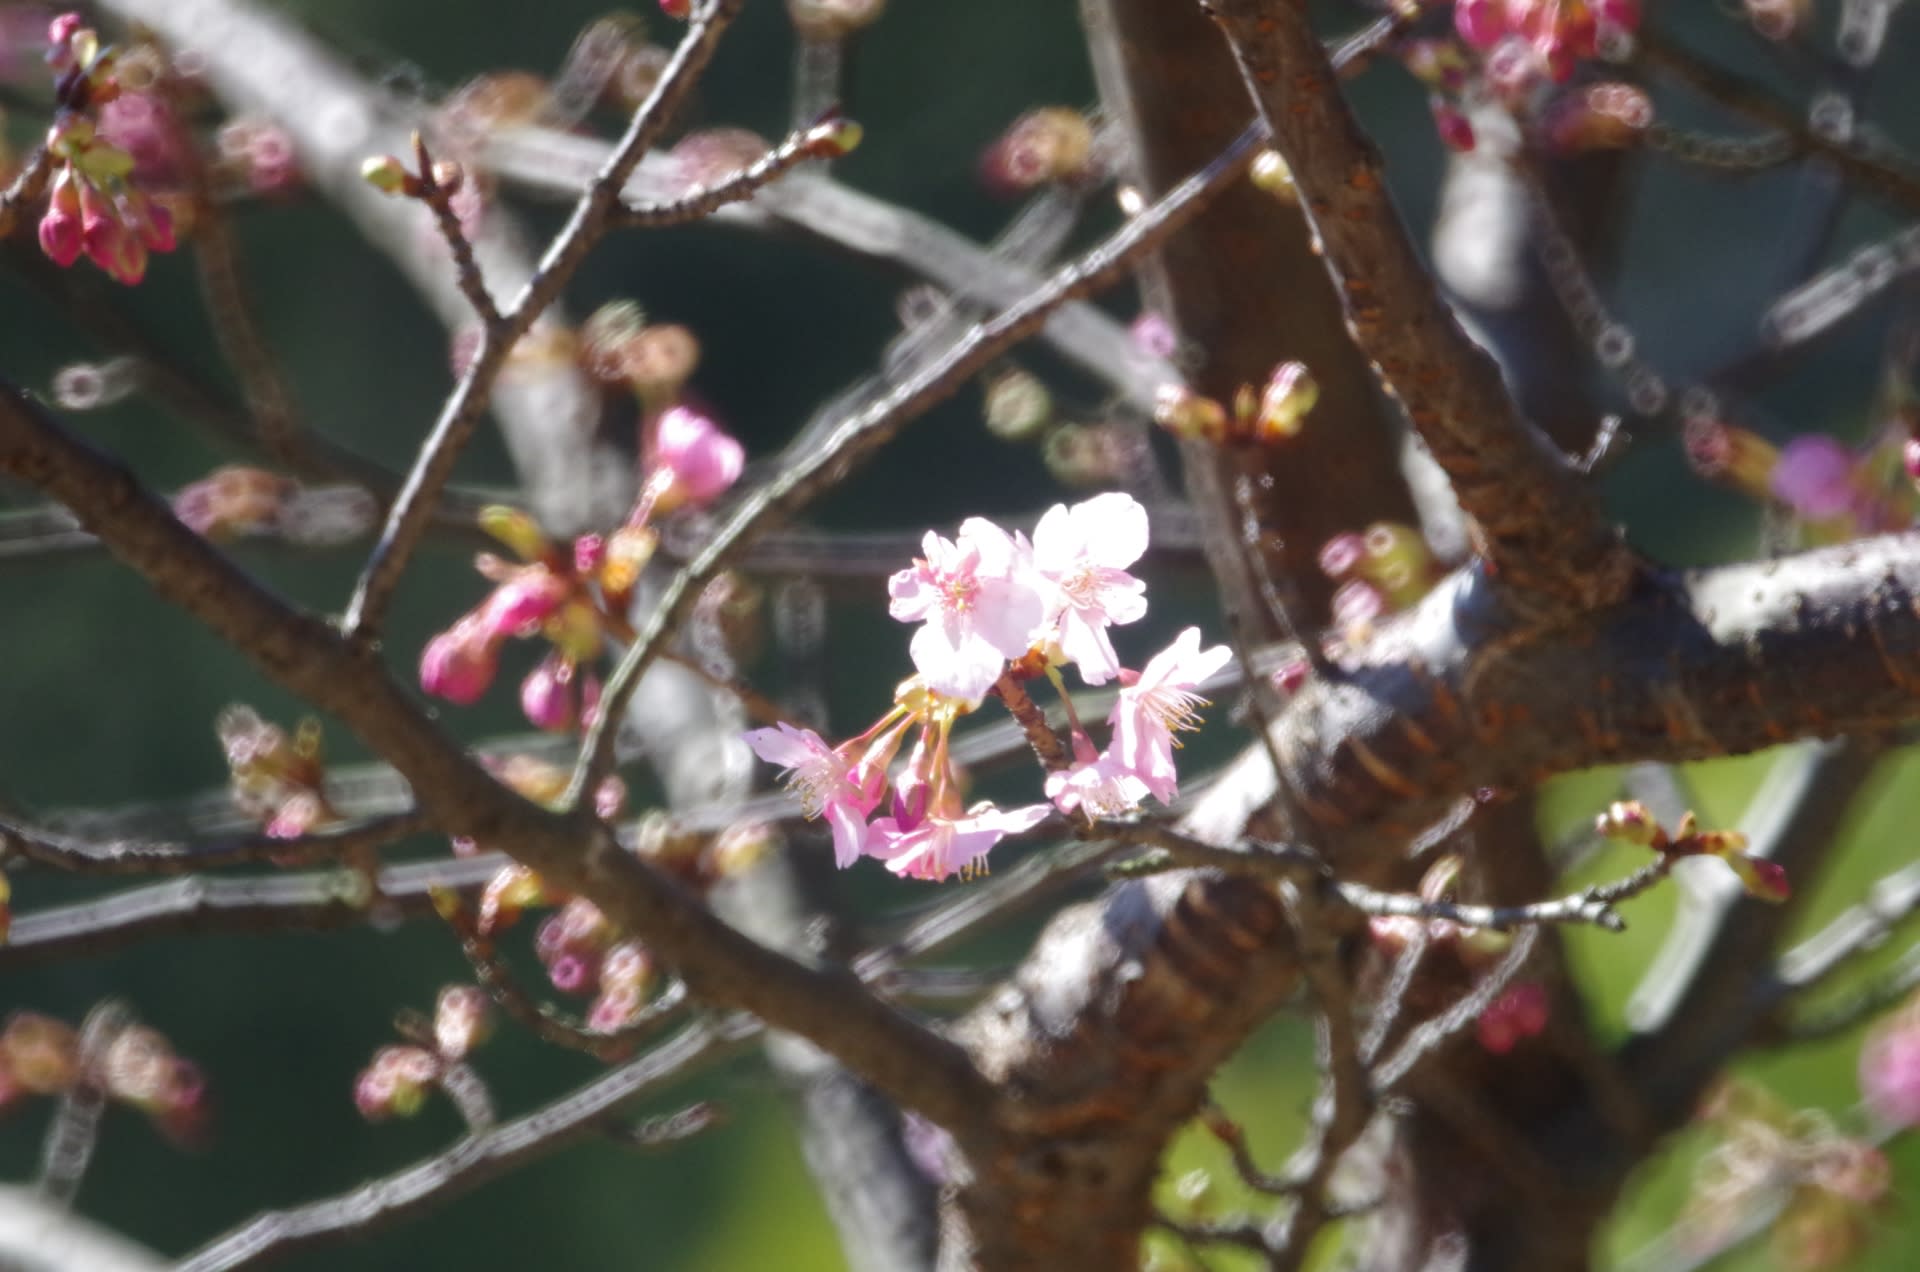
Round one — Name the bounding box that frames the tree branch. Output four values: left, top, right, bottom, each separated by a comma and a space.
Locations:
1206, 0, 1634, 613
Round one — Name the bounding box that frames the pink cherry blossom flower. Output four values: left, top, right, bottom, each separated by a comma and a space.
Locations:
1045, 732, 1148, 818
1030, 492, 1149, 685
1109, 627, 1232, 803
889, 518, 1047, 703
744, 722, 886, 866
648, 405, 744, 509
865, 801, 1051, 881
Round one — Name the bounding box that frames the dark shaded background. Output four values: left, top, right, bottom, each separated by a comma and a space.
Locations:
4, 2, 1920, 1268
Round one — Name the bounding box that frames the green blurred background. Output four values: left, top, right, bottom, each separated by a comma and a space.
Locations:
4, 1, 1920, 1268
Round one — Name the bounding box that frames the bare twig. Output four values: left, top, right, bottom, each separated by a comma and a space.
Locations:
0, 811, 427, 875
615, 118, 846, 228
408, 134, 501, 326
0, 143, 53, 240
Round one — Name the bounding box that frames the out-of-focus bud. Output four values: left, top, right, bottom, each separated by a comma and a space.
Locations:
624, 323, 701, 402
1684, 416, 1779, 501
1594, 799, 1662, 846
671, 127, 770, 192
172, 466, 294, 541
788, 0, 888, 40
0, 1012, 80, 1095
477, 863, 552, 934
1771, 434, 1860, 521
1249, 148, 1296, 201
1430, 97, 1476, 153
433, 985, 495, 1060
1744, 0, 1811, 41
580, 300, 648, 382
360, 154, 413, 196
1130, 312, 1178, 361
802, 114, 864, 158
1542, 82, 1651, 153
1041, 421, 1132, 488
1255, 361, 1317, 440
1477, 981, 1550, 1053
708, 821, 778, 877
983, 367, 1052, 442
647, 405, 744, 511
979, 107, 1096, 196
353, 1045, 439, 1122
1153, 384, 1228, 442
1455, 0, 1509, 49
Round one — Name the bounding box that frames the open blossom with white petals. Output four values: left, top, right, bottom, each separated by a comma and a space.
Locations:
743, 723, 884, 866
1110, 627, 1232, 803
865, 801, 1052, 881
888, 518, 1047, 703
1030, 492, 1149, 685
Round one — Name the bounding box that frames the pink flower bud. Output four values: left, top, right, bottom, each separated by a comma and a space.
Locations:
1770, 435, 1858, 521
420, 620, 500, 705
1456, 0, 1509, 48
479, 567, 569, 637
649, 405, 744, 509
1476, 981, 1549, 1054
520, 654, 577, 733
37, 168, 82, 266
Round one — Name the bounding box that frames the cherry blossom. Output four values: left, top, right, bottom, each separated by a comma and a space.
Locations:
1109, 627, 1232, 803
1030, 492, 1149, 685
1045, 732, 1148, 818
865, 801, 1052, 882
743, 722, 893, 866
889, 519, 1047, 703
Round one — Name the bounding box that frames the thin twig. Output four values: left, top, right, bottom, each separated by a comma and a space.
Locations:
1640, 29, 1920, 216
615, 119, 844, 228
410, 134, 501, 326
0, 143, 53, 240
0, 811, 428, 876
174, 1016, 761, 1272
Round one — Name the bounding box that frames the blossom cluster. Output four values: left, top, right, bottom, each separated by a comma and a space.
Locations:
746, 492, 1230, 881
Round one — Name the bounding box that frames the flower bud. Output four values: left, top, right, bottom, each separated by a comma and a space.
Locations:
433, 985, 495, 1059
1476, 981, 1549, 1054
0, 1012, 78, 1095
1249, 149, 1296, 200
1256, 361, 1317, 439
360, 154, 412, 196
1771, 435, 1859, 521
979, 107, 1095, 196
983, 367, 1052, 441
354, 1045, 438, 1121
420, 619, 501, 705
803, 115, 864, 158
648, 405, 744, 510
1153, 385, 1227, 442
1430, 98, 1476, 153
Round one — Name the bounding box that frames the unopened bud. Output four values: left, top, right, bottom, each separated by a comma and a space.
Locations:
983, 368, 1052, 441
360, 154, 412, 196
1256, 361, 1317, 439
804, 115, 864, 158
1249, 149, 1296, 201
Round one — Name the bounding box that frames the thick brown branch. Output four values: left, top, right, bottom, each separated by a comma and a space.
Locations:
1207, 0, 1634, 613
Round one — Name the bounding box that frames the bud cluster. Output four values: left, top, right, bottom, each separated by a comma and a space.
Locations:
1594, 801, 1791, 901
217, 706, 341, 841
1154, 359, 1320, 446
36, 15, 181, 284
0, 1009, 208, 1147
